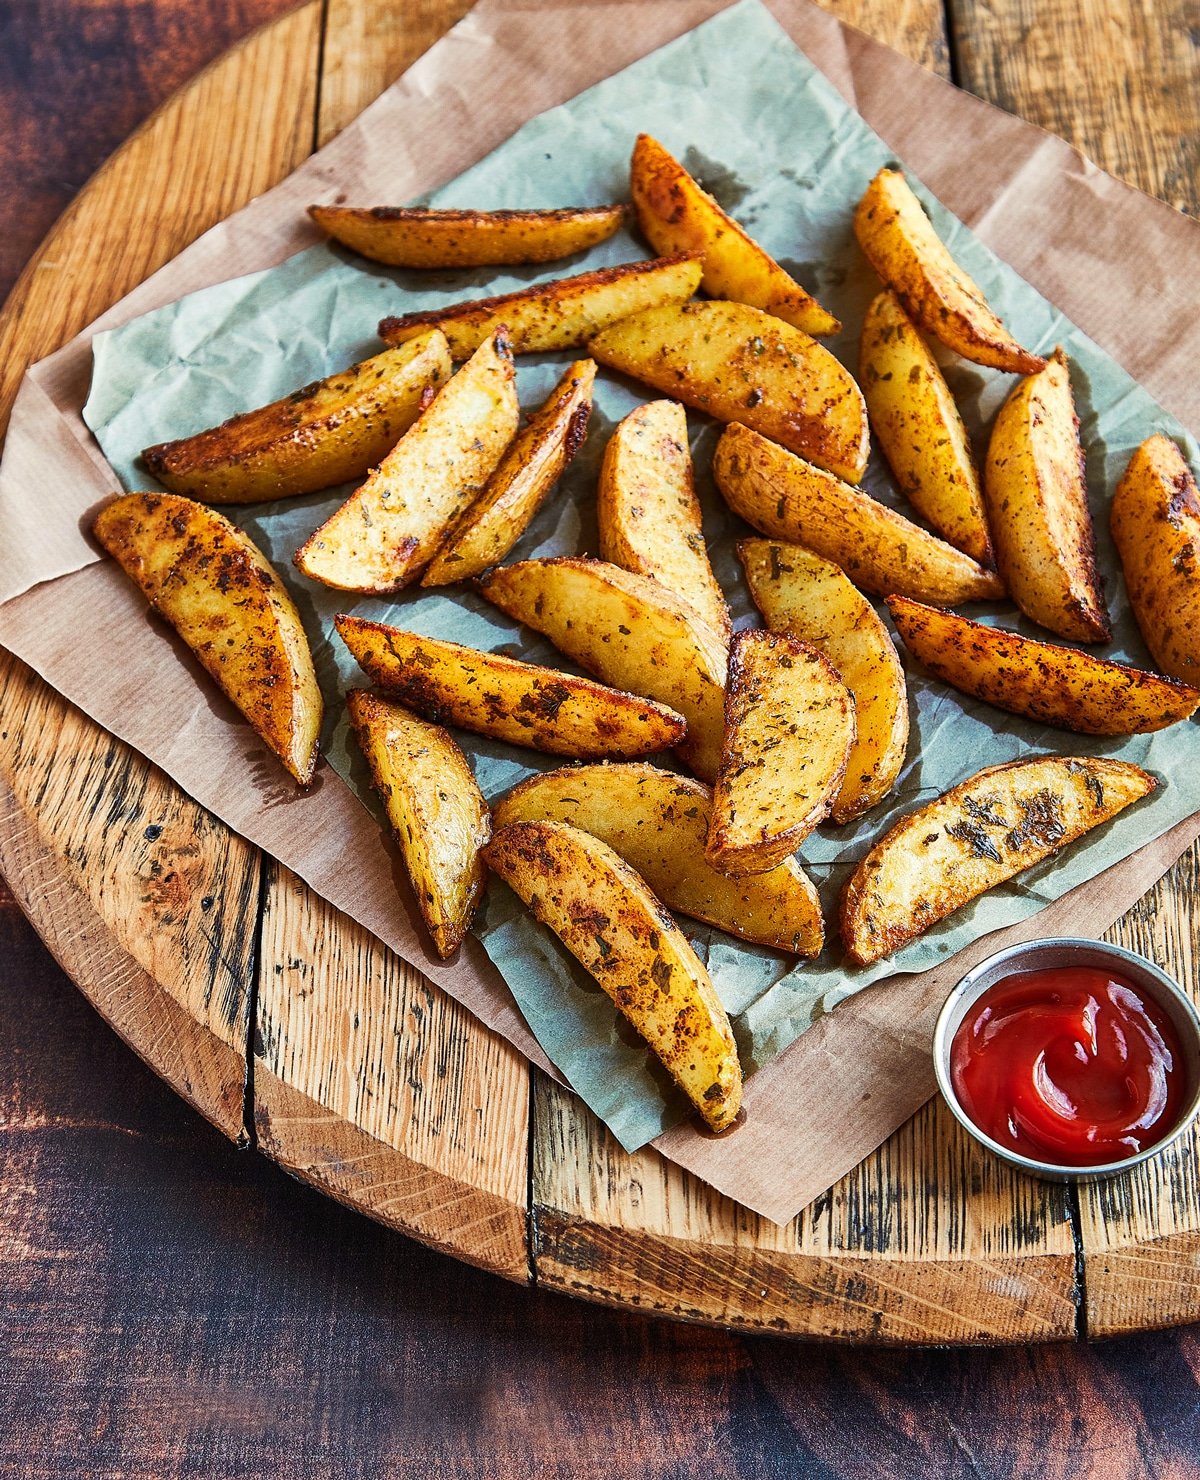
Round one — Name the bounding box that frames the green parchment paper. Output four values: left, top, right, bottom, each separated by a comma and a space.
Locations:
83, 0, 1200, 1151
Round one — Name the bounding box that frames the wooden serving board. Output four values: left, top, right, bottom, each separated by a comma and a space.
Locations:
1, 0, 1198, 1345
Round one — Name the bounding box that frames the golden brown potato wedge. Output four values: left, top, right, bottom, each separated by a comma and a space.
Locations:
92, 493, 322, 784
484, 819, 742, 1131
1111, 434, 1200, 686
347, 690, 489, 958
494, 763, 823, 955
715, 423, 1004, 606
984, 349, 1109, 642
853, 168, 1044, 374
887, 596, 1200, 734
597, 399, 730, 641
379, 255, 702, 359
859, 291, 993, 566
707, 630, 855, 876
478, 556, 727, 780
589, 299, 869, 484
739, 539, 909, 822
294, 333, 518, 593
421, 359, 595, 586
841, 756, 1155, 965
309, 203, 627, 268
141, 333, 452, 505
630, 133, 839, 337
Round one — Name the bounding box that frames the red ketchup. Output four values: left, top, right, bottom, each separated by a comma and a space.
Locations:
950, 966, 1188, 1166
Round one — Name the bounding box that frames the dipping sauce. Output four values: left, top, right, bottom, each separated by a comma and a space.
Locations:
950, 965, 1187, 1166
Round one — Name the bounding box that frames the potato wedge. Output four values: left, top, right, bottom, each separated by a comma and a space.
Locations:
853, 168, 1045, 374
478, 557, 727, 780
630, 133, 839, 337
347, 690, 489, 958
714, 423, 1004, 606
589, 299, 869, 484
92, 493, 321, 784
336, 616, 687, 759
984, 349, 1109, 642
484, 819, 742, 1131
309, 203, 627, 268
707, 630, 855, 876
294, 333, 518, 592
141, 333, 452, 505
379, 255, 702, 359
1111, 434, 1200, 686
841, 756, 1155, 965
739, 539, 909, 821
859, 291, 993, 566
421, 359, 595, 586
597, 399, 730, 641
887, 596, 1200, 735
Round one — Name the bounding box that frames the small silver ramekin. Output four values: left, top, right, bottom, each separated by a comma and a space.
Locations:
933, 937, 1200, 1182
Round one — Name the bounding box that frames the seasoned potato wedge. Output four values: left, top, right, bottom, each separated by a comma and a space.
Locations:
739, 539, 909, 821
597, 399, 730, 641
984, 349, 1109, 642
484, 819, 742, 1131
887, 596, 1200, 734
92, 493, 322, 784
141, 333, 452, 505
295, 333, 518, 592
590, 300, 869, 484
714, 424, 1004, 605
347, 690, 489, 958
841, 756, 1155, 965
1111, 434, 1200, 686
336, 616, 687, 759
859, 291, 993, 565
422, 359, 594, 586
853, 168, 1044, 374
309, 203, 627, 268
707, 630, 855, 876
630, 133, 839, 337
478, 557, 727, 780
379, 255, 702, 359
494, 763, 823, 955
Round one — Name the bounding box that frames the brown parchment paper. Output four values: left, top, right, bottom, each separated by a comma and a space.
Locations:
1, 0, 1199, 1224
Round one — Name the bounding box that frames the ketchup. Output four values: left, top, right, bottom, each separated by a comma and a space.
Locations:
950, 966, 1188, 1166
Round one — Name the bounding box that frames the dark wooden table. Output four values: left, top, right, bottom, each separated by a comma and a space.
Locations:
2, 2, 1200, 1475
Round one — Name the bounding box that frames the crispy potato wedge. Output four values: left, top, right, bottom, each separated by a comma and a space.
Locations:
859, 291, 993, 566
841, 756, 1155, 965
589, 299, 869, 484
422, 359, 595, 586
336, 616, 687, 759
984, 349, 1109, 642
141, 333, 452, 505
630, 133, 839, 337
309, 203, 627, 268
379, 255, 702, 359
739, 539, 909, 822
597, 399, 730, 641
853, 168, 1044, 374
347, 690, 489, 958
707, 630, 855, 876
1111, 434, 1200, 686
484, 819, 742, 1131
294, 333, 518, 592
92, 493, 322, 783
715, 423, 1004, 605
494, 763, 823, 955
887, 596, 1200, 734
478, 557, 727, 780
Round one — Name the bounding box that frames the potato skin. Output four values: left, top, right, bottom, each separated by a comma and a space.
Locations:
1110, 434, 1200, 686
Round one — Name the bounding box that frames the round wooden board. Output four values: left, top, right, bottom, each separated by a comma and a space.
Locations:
2, 0, 1199, 1346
